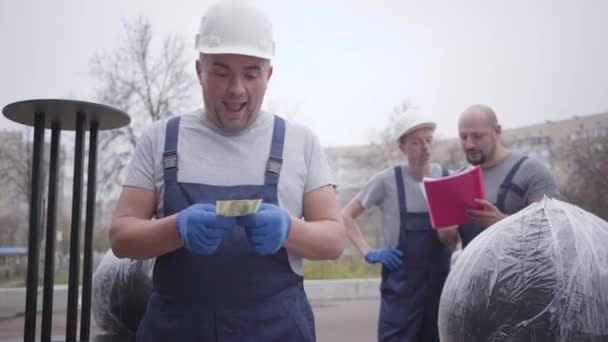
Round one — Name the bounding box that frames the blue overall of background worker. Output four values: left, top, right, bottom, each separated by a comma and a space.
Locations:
457, 104, 560, 247
342, 114, 458, 342
108, 1, 345, 341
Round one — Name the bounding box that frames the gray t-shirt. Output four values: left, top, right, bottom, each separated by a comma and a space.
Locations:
355, 163, 445, 248
123, 109, 336, 275
479, 152, 560, 214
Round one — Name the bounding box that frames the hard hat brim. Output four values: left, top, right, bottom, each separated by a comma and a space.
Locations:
197, 46, 273, 60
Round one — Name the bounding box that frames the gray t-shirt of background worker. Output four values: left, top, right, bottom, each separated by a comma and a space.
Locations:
355, 164, 445, 248
123, 110, 336, 276
479, 151, 560, 214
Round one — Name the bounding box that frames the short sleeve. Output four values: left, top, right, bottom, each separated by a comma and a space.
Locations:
123, 123, 160, 191
303, 129, 336, 192
522, 158, 560, 202
355, 172, 387, 209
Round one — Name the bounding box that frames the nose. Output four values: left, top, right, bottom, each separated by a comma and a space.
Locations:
462, 137, 475, 149
227, 75, 246, 97
422, 140, 432, 152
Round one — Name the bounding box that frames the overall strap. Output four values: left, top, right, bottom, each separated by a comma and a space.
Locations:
441, 167, 449, 177
394, 166, 408, 246
162, 117, 181, 213
496, 156, 528, 211
264, 116, 286, 188
162, 117, 181, 183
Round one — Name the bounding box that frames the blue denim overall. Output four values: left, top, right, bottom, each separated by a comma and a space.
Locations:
458, 156, 528, 248
136, 115, 315, 341
377, 166, 452, 342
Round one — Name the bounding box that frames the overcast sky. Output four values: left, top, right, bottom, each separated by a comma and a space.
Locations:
1, 0, 608, 147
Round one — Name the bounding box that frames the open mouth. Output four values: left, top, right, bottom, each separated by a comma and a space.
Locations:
224, 102, 247, 113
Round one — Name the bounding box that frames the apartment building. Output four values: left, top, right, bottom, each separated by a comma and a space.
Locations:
433, 111, 608, 185
325, 112, 608, 248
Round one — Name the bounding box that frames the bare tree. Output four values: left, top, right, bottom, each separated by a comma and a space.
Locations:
367, 101, 418, 169
91, 16, 197, 198
0, 132, 30, 202
337, 101, 417, 248
434, 141, 466, 171
0, 131, 32, 246
559, 131, 608, 220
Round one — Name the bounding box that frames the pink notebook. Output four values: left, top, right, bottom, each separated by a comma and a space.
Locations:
422, 166, 486, 228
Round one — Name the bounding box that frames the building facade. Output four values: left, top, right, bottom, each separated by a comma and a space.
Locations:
326, 112, 608, 248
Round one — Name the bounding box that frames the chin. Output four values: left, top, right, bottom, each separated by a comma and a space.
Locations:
220, 115, 246, 127
467, 158, 482, 165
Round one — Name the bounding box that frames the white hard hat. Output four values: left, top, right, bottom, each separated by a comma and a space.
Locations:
195, 0, 275, 60
394, 113, 436, 142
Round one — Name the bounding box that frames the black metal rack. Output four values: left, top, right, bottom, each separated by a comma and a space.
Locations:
2, 99, 130, 342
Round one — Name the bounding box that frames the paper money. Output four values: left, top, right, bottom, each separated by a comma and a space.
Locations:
216, 199, 263, 217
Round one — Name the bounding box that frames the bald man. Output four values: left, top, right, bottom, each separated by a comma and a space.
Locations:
457, 104, 559, 247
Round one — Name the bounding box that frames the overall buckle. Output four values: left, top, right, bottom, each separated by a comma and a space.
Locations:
266, 155, 283, 174
162, 150, 178, 169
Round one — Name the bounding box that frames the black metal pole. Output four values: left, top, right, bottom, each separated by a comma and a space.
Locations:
66, 112, 85, 342
41, 121, 61, 342
80, 119, 98, 341
24, 112, 46, 342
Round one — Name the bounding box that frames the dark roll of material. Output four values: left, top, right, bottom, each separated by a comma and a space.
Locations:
92, 249, 155, 336
439, 198, 608, 341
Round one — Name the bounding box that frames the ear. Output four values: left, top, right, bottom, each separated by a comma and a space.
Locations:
495, 124, 502, 135
195, 59, 204, 85
266, 65, 273, 81
398, 141, 407, 155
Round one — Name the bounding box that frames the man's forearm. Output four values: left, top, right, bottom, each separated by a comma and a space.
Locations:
284, 218, 345, 260
343, 215, 373, 257
436, 226, 460, 246
110, 215, 183, 259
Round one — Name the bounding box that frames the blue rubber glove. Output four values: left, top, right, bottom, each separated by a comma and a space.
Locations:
176, 203, 237, 254
365, 248, 404, 271
237, 203, 292, 255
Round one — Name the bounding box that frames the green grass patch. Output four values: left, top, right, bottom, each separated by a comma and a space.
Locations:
53, 271, 70, 285
304, 254, 381, 280
2, 257, 380, 286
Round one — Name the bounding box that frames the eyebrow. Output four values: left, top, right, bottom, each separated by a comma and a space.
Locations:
211, 61, 262, 72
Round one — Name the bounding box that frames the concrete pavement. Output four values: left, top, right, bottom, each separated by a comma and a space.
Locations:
0, 279, 382, 319
0, 298, 380, 342
314, 299, 379, 342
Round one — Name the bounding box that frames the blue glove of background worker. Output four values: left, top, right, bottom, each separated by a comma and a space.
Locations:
365, 248, 403, 271
238, 203, 292, 255
176, 203, 237, 254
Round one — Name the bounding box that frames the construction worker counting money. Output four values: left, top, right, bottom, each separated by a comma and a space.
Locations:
108, 1, 345, 341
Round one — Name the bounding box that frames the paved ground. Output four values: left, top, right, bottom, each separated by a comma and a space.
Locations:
313, 299, 378, 342
0, 298, 379, 342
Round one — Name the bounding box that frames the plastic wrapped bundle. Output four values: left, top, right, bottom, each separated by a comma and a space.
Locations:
439, 198, 608, 341
92, 249, 155, 336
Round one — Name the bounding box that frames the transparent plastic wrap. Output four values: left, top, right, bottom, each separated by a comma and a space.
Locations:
439, 198, 608, 341
92, 249, 155, 336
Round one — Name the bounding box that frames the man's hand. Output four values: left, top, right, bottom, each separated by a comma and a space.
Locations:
176, 203, 237, 254
435, 225, 460, 246
466, 198, 507, 228
364, 248, 403, 271
238, 203, 292, 255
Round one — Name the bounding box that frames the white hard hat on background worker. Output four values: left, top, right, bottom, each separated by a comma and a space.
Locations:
394, 112, 437, 142
195, 0, 275, 59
